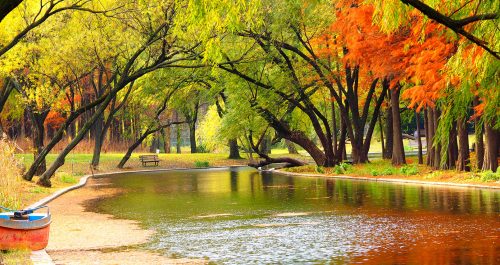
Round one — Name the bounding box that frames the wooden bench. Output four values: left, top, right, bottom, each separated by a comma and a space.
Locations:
139, 155, 160, 167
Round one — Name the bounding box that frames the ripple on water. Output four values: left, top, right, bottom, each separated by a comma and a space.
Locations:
148, 214, 409, 264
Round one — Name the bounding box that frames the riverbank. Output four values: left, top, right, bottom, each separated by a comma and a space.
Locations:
279, 160, 500, 188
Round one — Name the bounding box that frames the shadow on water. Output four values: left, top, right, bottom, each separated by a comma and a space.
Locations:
84, 167, 500, 264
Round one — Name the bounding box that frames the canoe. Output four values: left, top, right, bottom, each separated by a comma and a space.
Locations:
0, 206, 51, 251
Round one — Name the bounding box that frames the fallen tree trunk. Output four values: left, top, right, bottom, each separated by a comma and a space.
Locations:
246, 130, 305, 169
248, 156, 305, 168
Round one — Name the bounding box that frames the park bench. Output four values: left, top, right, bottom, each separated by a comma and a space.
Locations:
139, 155, 160, 167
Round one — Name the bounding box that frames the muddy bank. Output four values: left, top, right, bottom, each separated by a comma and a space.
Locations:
46, 178, 206, 265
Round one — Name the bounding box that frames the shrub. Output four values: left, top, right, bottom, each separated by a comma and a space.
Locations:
333, 162, 352, 174
400, 164, 419, 176
479, 170, 500, 182
194, 161, 210, 168
315, 166, 325, 174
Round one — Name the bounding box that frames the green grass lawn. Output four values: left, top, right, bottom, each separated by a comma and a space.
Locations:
16, 152, 249, 177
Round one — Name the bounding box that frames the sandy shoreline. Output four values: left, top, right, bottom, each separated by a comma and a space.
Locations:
45, 177, 206, 265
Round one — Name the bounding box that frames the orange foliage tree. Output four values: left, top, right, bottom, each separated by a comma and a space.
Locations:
312, 0, 413, 164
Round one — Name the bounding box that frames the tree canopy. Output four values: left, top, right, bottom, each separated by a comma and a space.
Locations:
0, 0, 498, 186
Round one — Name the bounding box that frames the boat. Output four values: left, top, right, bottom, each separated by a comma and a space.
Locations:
0, 206, 51, 250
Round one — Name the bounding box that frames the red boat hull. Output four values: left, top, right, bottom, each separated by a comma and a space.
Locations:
0, 225, 50, 250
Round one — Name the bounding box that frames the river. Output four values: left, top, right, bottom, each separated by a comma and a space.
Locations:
85, 167, 500, 264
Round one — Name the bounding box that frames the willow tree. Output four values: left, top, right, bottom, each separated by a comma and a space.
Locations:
24, 1, 202, 186
0, 0, 113, 58
0, 7, 102, 175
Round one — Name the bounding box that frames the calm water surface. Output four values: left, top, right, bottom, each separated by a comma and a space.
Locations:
86, 167, 500, 264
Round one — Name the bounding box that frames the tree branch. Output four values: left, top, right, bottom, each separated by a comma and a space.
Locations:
400, 0, 499, 59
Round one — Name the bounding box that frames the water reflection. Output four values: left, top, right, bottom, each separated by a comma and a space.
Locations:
86, 167, 500, 264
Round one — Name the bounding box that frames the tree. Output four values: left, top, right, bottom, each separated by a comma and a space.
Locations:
0, 0, 114, 58
29, 1, 203, 186
368, 0, 499, 59
117, 83, 184, 168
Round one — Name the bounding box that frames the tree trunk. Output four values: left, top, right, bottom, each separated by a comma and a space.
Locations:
482, 121, 498, 171
161, 127, 170, 153
36, 90, 116, 186
433, 109, 441, 168
383, 103, 393, 159
0, 78, 14, 135
259, 134, 271, 155
339, 115, 347, 161
445, 123, 458, 169
351, 139, 368, 163
150, 132, 160, 153
118, 121, 182, 168
424, 108, 431, 165
391, 87, 406, 165
285, 139, 298, 154
228, 138, 242, 159
189, 122, 197, 153
426, 108, 435, 167
118, 132, 150, 169
23, 92, 110, 181
331, 102, 338, 154
176, 123, 181, 154
473, 97, 484, 169
379, 112, 385, 157
457, 116, 470, 171
91, 112, 104, 168
30, 111, 48, 176
415, 110, 423, 164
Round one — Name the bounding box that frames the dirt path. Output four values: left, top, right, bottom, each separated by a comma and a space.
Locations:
46, 178, 206, 265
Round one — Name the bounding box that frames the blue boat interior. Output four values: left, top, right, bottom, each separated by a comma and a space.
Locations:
0, 212, 47, 221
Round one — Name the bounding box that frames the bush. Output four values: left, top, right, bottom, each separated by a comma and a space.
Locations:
479, 170, 500, 182
400, 164, 419, 176
315, 166, 325, 174
194, 161, 210, 168
333, 162, 352, 174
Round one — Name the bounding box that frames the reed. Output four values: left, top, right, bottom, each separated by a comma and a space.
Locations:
0, 139, 24, 210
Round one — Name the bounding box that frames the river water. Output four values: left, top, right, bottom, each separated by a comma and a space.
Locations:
86, 167, 500, 264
